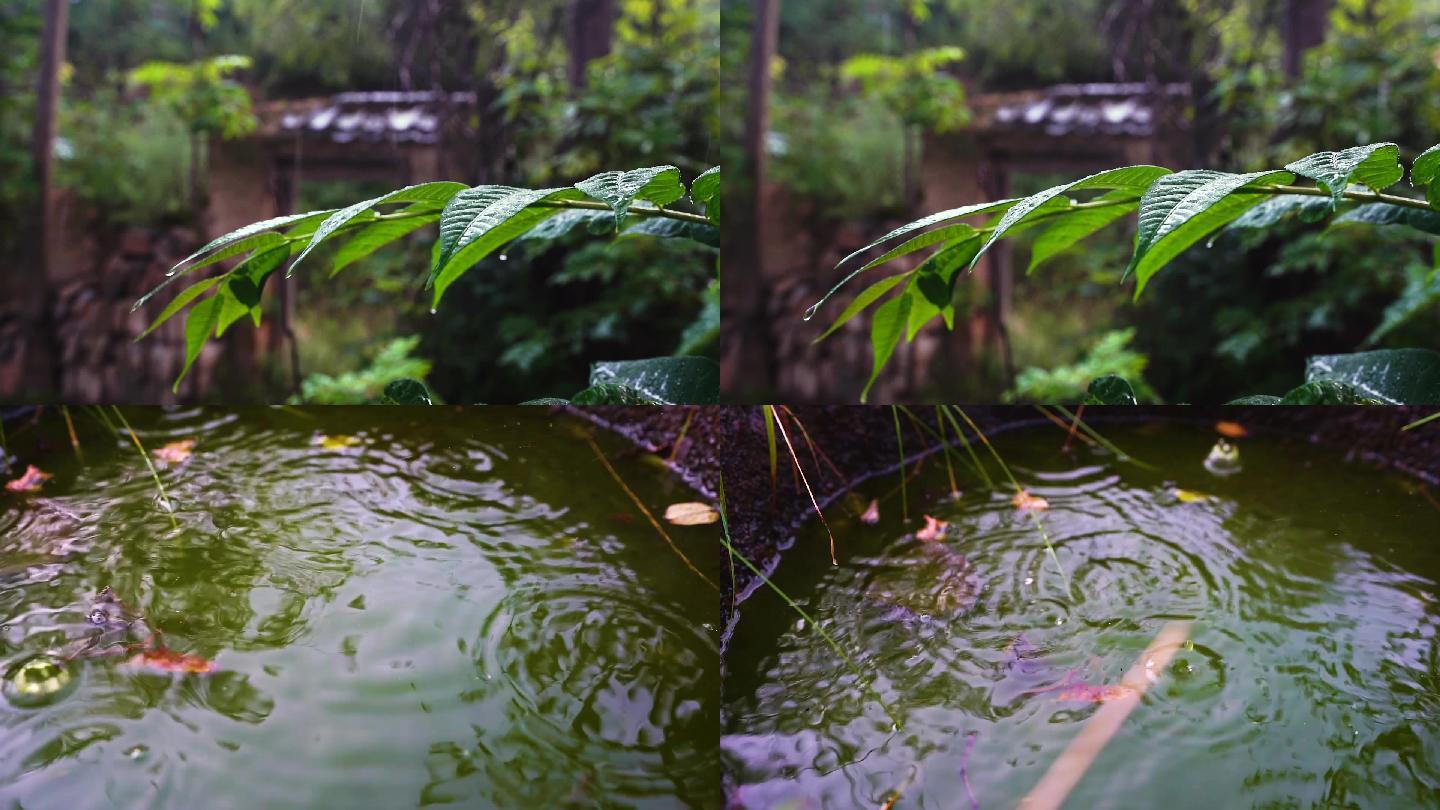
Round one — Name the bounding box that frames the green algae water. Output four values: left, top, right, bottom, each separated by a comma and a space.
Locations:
0, 408, 717, 809
723, 420, 1440, 809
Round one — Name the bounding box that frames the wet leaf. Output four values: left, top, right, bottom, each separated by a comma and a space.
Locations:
125, 645, 216, 674
5, 465, 52, 493
1214, 421, 1247, 439
663, 502, 719, 526
916, 514, 949, 542
380, 379, 433, 405
1085, 374, 1138, 405
315, 434, 362, 450
860, 499, 880, 525
588, 357, 719, 405
152, 439, 196, 465
1304, 349, 1440, 404
1012, 490, 1049, 511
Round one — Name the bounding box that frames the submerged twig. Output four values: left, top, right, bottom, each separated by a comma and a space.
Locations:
584, 434, 716, 591
960, 731, 980, 810
772, 411, 838, 565
110, 407, 178, 531
60, 406, 83, 462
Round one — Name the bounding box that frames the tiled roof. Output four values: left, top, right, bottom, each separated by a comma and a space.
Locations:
982, 83, 1191, 137
267, 91, 477, 145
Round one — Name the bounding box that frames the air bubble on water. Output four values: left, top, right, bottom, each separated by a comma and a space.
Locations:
1055, 617, 1064, 626
125, 745, 148, 760
795, 619, 806, 632
1024, 577, 1034, 585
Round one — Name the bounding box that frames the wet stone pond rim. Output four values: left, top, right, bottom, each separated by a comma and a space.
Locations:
712, 406, 1440, 652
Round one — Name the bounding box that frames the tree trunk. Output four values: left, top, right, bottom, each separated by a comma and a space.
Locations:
721, 0, 780, 397
567, 0, 616, 90
20, 0, 68, 395
1284, 0, 1331, 79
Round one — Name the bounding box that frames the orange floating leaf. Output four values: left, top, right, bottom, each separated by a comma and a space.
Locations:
1012, 490, 1049, 511
1215, 421, 1247, 439
5, 465, 52, 493
152, 439, 196, 465
860, 499, 880, 525
916, 514, 948, 542
663, 502, 719, 526
126, 645, 216, 674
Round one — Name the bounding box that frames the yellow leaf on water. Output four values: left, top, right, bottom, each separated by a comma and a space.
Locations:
315, 434, 363, 450
663, 502, 719, 525
152, 439, 196, 464
1172, 488, 1214, 503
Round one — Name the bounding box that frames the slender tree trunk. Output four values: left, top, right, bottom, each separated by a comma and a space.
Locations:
1284, 0, 1331, 79
721, 0, 780, 396
567, 0, 616, 90
33, 0, 66, 282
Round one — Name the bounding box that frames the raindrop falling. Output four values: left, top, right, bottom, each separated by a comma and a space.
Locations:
498, 254, 508, 262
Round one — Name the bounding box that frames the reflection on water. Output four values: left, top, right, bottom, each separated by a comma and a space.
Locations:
724, 422, 1440, 809
0, 408, 717, 809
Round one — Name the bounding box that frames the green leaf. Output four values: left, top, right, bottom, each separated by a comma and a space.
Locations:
330, 210, 441, 276
291, 181, 464, 275
570, 383, 657, 405
1284, 143, 1402, 207
904, 234, 982, 339
1304, 348, 1440, 404
969, 165, 1169, 273
1221, 195, 1333, 237
1278, 380, 1382, 404
857, 223, 977, 276
813, 272, 909, 344
516, 210, 612, 241
138, 275, 224, 339
1127, 169, 1295, 297
379, 379, 433, 405
1084, 374, 1138, 405
575, 166, 684, 228
1226, 395, 1283, 404
861, 292, 911, 404
690, 166, 720, 223
1409, 144, 1440, 193
1027, 190, 1139, 274
174, 294, 221, 392
1364, 266, 1440, 346
215, 284, 252, 337
587, 357, 719, 404
1332, 203, 1440, 236
135, 209, 338, 312
620, 217, 720, 248
431, 186, 587, 307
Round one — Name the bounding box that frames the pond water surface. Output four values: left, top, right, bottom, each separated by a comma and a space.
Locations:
0, 407, 717, 809
724, 421, 1440, 809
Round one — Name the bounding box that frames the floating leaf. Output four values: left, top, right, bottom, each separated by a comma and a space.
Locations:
663, 502, 719, 526
125, 644, 216, 674
5, 465, 51, 493
1214, 421, 1247, 439
152, 439, 196, 465
1012, 490, 1049, 511
916, 514, 948, 542
1172, 488, 1214, 504
315, 434, 363, 450
860, 499, 880, 525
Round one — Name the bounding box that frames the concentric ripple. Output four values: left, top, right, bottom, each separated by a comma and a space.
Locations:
0, 408, 716, 809
724, 423, 1440, 809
